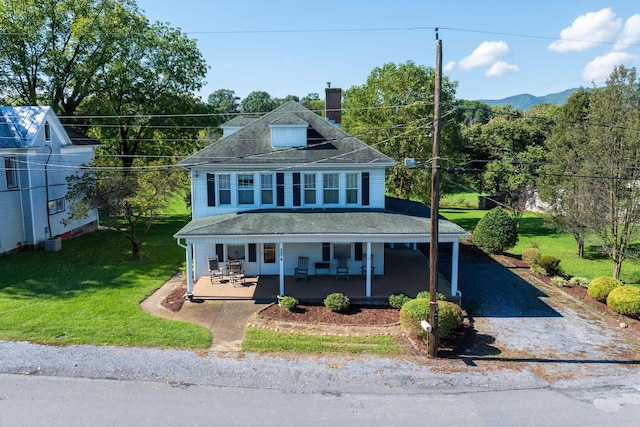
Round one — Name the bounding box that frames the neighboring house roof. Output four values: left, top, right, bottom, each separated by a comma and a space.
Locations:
180, 101, 396, 167
220, 116, 259, 127
63, 127, 101, 146
174, 208, 467, 242
0, 106, 50, 148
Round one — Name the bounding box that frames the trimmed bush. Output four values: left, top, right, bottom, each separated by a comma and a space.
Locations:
416, 291, 446, 301
568, 276, 590, 288
389, 292, 411, 309
324, 292, 350, 312
538, 254, 561, 276
526, 241, 539, 249
399, 298, 464, 340
522, 247, 541, 266
587, 277, 623, 302
550, 276, 568, 287
472, 208, 518, 254
279, 296, 298, 311
607, 286, 640, 319
530, 264, 547, 276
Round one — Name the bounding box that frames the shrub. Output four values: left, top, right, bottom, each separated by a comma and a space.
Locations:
279, 296, 298, 311
472, 208, 518, 254
415, 291, 447, 301
607, 286, 640, 319
522, 247, 541, 266
538, 254, 561, 276
587, 277, 623, 302
324, 292, 350, 312
550, 276, 568, 287
389, 292, 411, 309
526, 241, 539, 249
530, 264, 547, 276
568, 276, 590, 288
399, 298, 464, 340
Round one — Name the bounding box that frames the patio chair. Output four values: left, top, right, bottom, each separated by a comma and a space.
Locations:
227, 260, 245, 287
208, 256, 223, 284
294, 256, 309, 282
360, 254, 374, 280
335, 256, 349, 281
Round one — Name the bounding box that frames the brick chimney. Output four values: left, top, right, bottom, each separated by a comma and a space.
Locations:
325, 85, 342, 127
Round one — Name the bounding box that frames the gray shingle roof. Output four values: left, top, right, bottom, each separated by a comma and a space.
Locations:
220, 116, 259, 127
180, 101, 396, 167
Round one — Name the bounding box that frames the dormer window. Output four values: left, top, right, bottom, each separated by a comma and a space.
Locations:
268, 113, 308, 147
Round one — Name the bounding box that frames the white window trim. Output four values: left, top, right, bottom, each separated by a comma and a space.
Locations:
260, 173, 275, 206
217, 173, 232, 206
303, 172, 317, 206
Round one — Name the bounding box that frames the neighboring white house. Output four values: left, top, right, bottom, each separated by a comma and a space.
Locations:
174, 88, 467, 299
0, 106, 101, 254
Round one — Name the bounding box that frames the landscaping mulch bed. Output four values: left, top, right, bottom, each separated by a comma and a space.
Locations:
162, 284, 187, 312
259, 303, 400, 326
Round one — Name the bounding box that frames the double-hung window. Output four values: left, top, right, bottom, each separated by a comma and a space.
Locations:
5, 157, 17, 189
346, 173, 358, 204
323, 173, 339, 204
260, 174, 274, 205
238, 174, 254, 205
48, 198, 65, 215
304, 173, 316, 205
218, 174, 231, 205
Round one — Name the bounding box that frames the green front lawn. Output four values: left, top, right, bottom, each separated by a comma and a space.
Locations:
242, 327, 402, 355
0, 214, 211, 348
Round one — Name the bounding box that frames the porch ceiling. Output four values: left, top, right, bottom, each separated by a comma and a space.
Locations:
174, 209, 467, 243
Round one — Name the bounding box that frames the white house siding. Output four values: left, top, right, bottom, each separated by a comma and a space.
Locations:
0, 154, 25, 252
191, 167, 388, 218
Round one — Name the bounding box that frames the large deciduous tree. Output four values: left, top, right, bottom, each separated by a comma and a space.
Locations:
0, 0, 141, 115
208, 89, 240, 121
241, 91, 276, 113
342, 61, 463, 201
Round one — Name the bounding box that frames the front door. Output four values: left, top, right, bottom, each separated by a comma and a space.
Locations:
261, 243, 278, 274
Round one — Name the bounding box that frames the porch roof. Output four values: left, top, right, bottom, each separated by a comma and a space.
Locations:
174, 208, 467, 244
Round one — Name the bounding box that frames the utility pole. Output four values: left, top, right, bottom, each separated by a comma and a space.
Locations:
428, 29, 442, 358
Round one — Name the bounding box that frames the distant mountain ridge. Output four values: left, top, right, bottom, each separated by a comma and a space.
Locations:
478, 88, 579, 110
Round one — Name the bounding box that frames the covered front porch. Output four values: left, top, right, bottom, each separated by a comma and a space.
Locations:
189, 247, 455, 302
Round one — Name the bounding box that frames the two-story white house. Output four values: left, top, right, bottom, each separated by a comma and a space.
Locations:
174, 88, 467, 299
0, 106, 100, 254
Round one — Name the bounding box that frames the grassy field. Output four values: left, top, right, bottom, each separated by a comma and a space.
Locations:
440, 194, 640, 285
242, 327, 402, 355
0, 213, 211, 348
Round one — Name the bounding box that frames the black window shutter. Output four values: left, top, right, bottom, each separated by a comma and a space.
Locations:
248, 244, 257, 262
361, 172, 370, 206
354, 243, 363, 261
207, 174, 216, 206
293, 173, 301, 206
322, 243, 330, 261
215, 244, 224, 261
276, 173, 285, 206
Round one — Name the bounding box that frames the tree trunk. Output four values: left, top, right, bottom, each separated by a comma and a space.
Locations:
577, 238, 584, 258
612, 259, 622, 280
131, 240, 141, 260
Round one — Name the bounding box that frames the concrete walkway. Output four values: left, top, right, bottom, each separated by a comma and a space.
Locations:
141, 274, 268, 352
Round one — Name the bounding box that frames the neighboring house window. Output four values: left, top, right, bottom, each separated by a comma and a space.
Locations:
207, 173, 216, 206
323, 173, 339, 204
238, 174, 254, 205
260, 174, 274, 205
5, 156, 17, 189
304, 174, 316, 205
228, 244, 245, 261
48, 198, 65, 215
44, 121, 51, 141
333, 243, 351, 259
346, 173, 358, 204
218, 174, 231, 205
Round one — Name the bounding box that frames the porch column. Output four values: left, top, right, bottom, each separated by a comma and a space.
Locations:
451, 239, 459, 297
186, 243, 194, 297
365, 241, 372, 297
279, 242, 285, 295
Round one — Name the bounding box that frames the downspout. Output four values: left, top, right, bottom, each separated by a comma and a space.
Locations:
44, 143, 53, 239
177, 239, 194, 300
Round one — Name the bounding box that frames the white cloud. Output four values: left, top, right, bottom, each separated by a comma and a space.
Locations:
582, 51, 636, 83
548, 8, 621, 52
458, 41, 509, 70
614, 14, 640, 51
486, 61, 520, 77
443, 61, 456, 72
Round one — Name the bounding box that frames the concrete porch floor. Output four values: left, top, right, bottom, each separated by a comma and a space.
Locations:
192, 247, 453, 302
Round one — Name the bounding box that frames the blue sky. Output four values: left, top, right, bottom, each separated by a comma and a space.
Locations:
135, 0, 640, 102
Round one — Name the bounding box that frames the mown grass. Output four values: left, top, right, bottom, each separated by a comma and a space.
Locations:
241, 327, 402, 355
440, 200, 640, 285
0, 213, 211, 348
